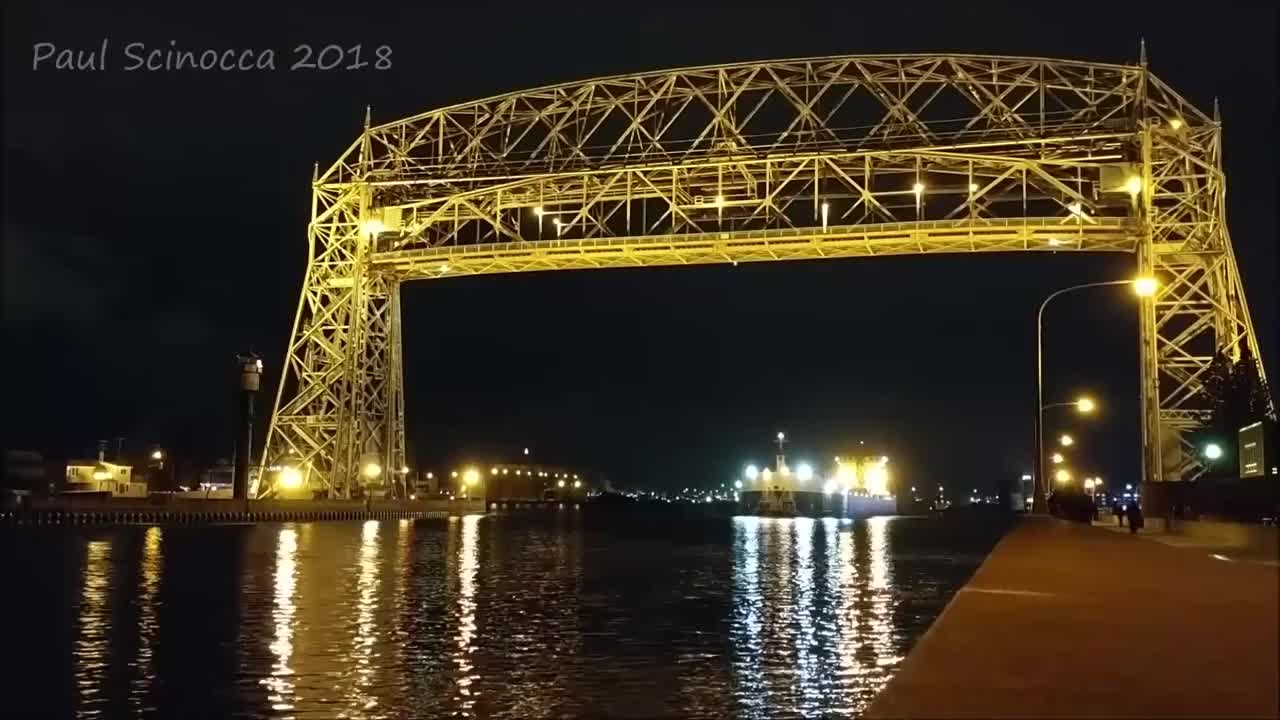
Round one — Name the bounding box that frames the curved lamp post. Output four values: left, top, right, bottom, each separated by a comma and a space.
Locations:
1033, 277, 1157, 513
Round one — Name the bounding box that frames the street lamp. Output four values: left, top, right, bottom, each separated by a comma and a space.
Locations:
1203, 443, 1223, 461
1033, 277, 1156, 513
1060, 434, 1074, 447
1055, 469, 1071, 484
744, 464, 759, 481
1051, 453, 1065, 464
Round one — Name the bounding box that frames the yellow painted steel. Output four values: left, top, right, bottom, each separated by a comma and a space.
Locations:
261, 52, 1268, 497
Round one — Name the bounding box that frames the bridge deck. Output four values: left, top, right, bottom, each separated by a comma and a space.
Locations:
866, 517, 1279, 719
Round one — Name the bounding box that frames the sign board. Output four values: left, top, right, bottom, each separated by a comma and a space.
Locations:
1238, 421, 1271, 479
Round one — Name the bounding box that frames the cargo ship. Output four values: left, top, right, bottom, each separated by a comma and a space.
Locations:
736, 432, 896, 518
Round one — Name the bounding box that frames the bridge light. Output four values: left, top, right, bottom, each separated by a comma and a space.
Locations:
762, 468, 773, 482
1124, 175, 1143, 196
426, 472, 433, 479
745, 464, 758, 480
401, 465, 410, 474
1051, 453, 1065, 464
1132, 276, 1158, 297
777, 431, 785, 442
573, 480, 581, 489
796, 463, 814, 482
362, 462, 383, 479
533, 206, 544, 216
820, 202, 830, 229
361, 218, 386, 236
734, 480, 743, 490
463, 468, 479, 486
451, 470, 458, 478
1076, 397, 1096, 413
912, 182, 925, 196
439, 263, 449, 273
1055, 469, 1071, 484
557, 479, 566, 488
1060, 434, 1074, 447
1203, 443, 1223, 460
1047, 238, 1063, 246
279, 466, 304, 489
1169, 117, 1183, 130
491, 467, 498, 475
968, 182, 979, 193
714, 195, 725, 208
823, 480, 837, 495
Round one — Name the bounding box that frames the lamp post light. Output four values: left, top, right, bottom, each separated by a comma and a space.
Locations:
1033, 277, 1157, 513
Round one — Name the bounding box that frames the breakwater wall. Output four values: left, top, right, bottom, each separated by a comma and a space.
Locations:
1, 496, 486, 526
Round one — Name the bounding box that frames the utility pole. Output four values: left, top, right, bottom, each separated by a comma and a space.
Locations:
234, 352, 263, 501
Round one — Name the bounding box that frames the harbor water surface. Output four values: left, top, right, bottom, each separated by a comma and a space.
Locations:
4, 510, 1007, 718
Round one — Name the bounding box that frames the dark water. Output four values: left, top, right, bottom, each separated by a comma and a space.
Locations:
3, 511, 1006, 718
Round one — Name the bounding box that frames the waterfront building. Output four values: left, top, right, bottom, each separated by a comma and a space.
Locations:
64, 457, 145, 497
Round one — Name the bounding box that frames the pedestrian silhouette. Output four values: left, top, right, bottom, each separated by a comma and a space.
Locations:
1126, 501, 1144, 534
1113, 501, 1125, 527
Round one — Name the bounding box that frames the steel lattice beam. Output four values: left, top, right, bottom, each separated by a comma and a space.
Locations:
260, 53, 1269, 498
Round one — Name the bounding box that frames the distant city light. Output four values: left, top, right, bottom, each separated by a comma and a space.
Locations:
744, 464, 759, 481
734, 480, 743, 490
796, 463, 814, 482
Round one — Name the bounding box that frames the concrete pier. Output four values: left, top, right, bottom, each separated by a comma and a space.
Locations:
867, 517, 1279, 719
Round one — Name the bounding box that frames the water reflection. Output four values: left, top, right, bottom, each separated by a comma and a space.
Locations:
348, 519, 382, 716
732, 517, 765, 715
130, 528, 163, 713
29, 514, 996, 718
76, 539, 112, 718
454, 515, 480, 715
262, 526, 298, 713
730, 516, 901, 718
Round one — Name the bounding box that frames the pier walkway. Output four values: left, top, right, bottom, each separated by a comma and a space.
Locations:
867, 517, 1279, 719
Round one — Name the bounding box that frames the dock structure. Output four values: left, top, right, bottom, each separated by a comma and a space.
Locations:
866, 517, 1279, 719
1, 497, 485, 526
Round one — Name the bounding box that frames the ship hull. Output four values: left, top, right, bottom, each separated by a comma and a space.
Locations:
737, 490, 895, 518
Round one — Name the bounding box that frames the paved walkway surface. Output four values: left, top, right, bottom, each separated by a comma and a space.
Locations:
1091, 519, 1280, 566
866, 517, 1279, 719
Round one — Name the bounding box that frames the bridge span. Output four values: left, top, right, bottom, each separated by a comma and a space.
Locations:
258, 52, 1270, 503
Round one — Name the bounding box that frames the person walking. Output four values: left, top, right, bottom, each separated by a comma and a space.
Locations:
1113, 500, 1125, 527
1126, 501, 1144, 534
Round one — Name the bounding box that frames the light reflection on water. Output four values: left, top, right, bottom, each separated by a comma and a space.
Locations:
75, 539, 112, 719
263, 525, 298, 713
12, 513, 1002, 718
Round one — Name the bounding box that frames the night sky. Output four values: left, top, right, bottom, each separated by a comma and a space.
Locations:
3, 2, 1275, 494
